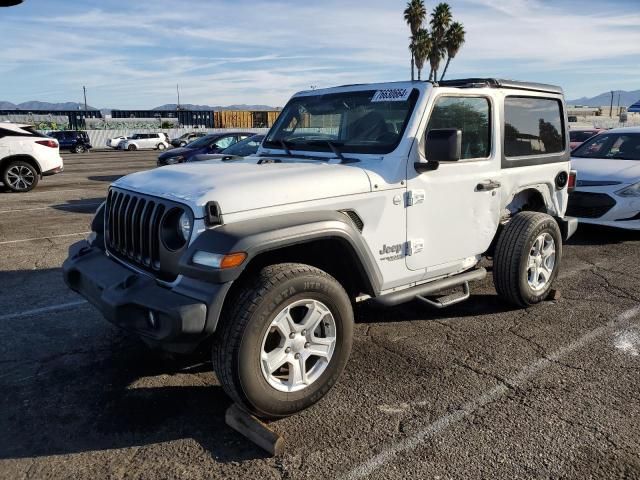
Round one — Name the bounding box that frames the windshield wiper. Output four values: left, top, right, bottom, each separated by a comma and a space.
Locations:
278, 139, 292, 156
326, 140, 345, 161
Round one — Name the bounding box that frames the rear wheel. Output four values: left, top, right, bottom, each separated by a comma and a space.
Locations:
212, 263, 353, 419
74, 144, 86, 153
493, 211, 562, 306
3, 160, 39, 192
157, 143, 166, 151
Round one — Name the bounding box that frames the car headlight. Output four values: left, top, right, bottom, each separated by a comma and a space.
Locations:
161, 208, 191, 251
178, 211, 191, 241
616, 181, 640, 197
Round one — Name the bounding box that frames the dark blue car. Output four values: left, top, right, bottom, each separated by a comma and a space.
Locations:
48, 130, 92, 153
157, 131, 254, 166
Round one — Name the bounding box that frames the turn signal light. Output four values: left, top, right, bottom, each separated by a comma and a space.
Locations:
220, 252, 247, 269
192, 251, 247, 269
36, 139, 58, 148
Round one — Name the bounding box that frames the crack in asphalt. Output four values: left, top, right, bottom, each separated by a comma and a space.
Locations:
341, 304, 640, 480
553, 414, 637, 458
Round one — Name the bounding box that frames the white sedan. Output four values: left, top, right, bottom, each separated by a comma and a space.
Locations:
106, 136, 129, 148
569, 127, 640, 230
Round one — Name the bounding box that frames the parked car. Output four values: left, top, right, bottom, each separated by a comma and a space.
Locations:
569, 128, 604, 150
119, 133, 170, 151
1, 122, 63, 192
170, 132, 208, 148
47, 130, 92, 153
157, 132, 254, 165
106, 136, 130, 148
64, 78, 577, 420
163, 134, 265, 166
569, 127, 640, 230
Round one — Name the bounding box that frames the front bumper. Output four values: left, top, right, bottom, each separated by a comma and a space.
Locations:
569, 187, 640, 230
62, 241, 231, 352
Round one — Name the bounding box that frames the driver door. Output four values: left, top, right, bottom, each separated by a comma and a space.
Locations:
405, 94, 501, 276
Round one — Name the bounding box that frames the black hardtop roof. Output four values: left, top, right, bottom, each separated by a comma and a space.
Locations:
437, 78, 563, 95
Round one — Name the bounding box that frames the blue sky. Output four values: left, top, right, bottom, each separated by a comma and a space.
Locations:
1, 0, 639, 108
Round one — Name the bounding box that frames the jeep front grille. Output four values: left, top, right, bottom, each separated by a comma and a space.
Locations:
105, 188, 168, 276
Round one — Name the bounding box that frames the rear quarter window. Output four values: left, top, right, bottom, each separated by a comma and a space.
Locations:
504, 97, 565, 157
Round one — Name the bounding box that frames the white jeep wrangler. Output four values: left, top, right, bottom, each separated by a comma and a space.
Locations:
64, 78, 577, 419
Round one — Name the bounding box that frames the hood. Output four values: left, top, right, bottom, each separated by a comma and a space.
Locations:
571, 157, 640, 183
189, 153, 243, 162
113, 158, 372, 216
158, 146, 197, 159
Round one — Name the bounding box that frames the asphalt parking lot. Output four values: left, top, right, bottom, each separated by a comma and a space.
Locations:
1, 150, 639, 479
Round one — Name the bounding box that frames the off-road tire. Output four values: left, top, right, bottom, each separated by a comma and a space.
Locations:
127, 144, 137, 151
2, 160, 39, 192
212, 263, 353, 419
493, 211, 562, 307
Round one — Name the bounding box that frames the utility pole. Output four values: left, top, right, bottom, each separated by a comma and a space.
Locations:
616, 91, 621, 115
609, 90, 614, 117
176, 84, 181, 110
83, 86, 88, 111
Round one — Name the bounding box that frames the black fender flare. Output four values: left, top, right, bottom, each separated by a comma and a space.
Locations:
177, 210, 383, 294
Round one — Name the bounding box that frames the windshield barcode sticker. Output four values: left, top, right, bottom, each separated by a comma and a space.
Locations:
371, 88, 411, 102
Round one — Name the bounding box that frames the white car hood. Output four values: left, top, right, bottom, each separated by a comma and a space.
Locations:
113, 158, 372, 216
571, 157, 640, 183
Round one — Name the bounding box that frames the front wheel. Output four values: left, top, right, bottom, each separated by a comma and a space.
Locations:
212, 263, 353, 419
493, 211, 562, 307
127, 144, 137, 151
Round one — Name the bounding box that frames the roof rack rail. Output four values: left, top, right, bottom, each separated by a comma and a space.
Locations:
437, 78, 563, 95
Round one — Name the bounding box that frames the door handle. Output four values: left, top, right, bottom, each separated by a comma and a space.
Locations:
476, 180, 501, 192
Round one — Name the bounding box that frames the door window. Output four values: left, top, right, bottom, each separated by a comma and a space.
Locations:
426, 96, 491, 159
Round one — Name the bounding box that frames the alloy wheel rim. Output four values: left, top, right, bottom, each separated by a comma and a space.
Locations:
7, 165, 35, 190
260, 299, 337, 393
527, 232, 556, 291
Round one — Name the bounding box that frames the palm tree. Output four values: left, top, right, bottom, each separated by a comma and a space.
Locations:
440, 22, 465, 81
413, 29, 432, 81
428, 3, 452, 81
403, 0, 427, 81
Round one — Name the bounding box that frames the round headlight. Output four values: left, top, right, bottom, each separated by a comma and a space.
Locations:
178, 211, 191, 241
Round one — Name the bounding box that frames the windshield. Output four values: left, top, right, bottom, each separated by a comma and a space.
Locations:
570, 130, 598, 143
222, 135, 264, 156
572, 133, 640, 160
187, 134, 217, 148
264, 88, 419, 155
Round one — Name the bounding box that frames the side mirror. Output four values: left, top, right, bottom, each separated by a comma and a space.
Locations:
415, 128, 462, 173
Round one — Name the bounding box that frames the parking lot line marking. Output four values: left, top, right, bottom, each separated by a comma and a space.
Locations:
0, 202, 103, 214
341, 304, 640, 480
0, 299, 88, 322
0, 231, 90, 245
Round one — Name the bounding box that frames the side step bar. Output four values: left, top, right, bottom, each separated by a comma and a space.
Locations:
372, 268, 487, 307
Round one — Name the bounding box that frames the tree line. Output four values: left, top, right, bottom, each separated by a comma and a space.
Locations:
404, 0, 466, 81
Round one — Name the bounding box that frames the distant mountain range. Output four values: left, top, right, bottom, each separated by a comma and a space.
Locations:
0, 100, 278, 111
151, 103, 278, 111
568, 90, 640, 107
0, 101, 98, 111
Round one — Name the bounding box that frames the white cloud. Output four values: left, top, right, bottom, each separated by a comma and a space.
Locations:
1, 0, 638, 106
